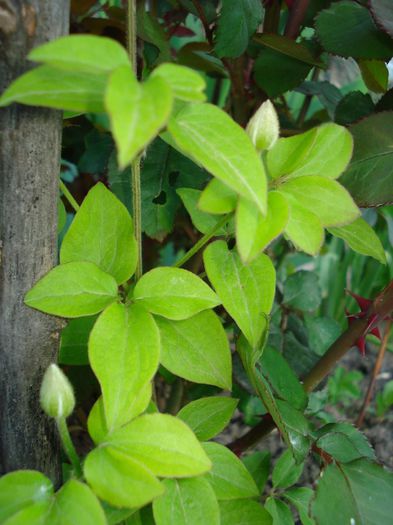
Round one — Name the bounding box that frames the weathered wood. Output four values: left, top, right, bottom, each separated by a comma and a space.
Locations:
0, 0, 69, 483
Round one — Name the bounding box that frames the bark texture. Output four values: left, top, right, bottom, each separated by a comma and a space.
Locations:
0, 0, 69, 483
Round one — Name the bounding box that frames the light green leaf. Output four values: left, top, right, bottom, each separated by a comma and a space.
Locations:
280, 176, 359, 227
89, 303, 159, 432
281, 195, 324, 255
84, 446, 163, 509
215, 0, 263, 58
328, 217, 386, 264
265, 498, 294, 525
151, 63, 206, 101
106, 66, 173, 168
87, 397, 108, 445
0, 471, 53, 523
359, 59, 389, 93
108, 413, 211, 477
153, 478, 220, 525
29, 35, 130, 74
312, 459, 393, 525
272, 450, 304, 489
2, 501, 51, 525
60, 182, 137, 284
178, 397, 238, 440
133, 267, 220, 320
219, 499, 273, 525
267, 123, 353, 182
168, 103, 267, 214
203, 240, 275, 348
283, 488, 315, 525
24, 262, 118, 318
177, 187, 233, 235
199, 178, 237, 215
236, 191, 289, 262
47, 480, 106, 525
202, 442, 259, 500
0, 65, 106, 112
156, 310, 232, 390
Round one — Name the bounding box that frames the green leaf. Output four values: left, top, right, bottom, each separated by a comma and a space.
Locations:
254, 34, 323, 67
272, 450, 304, 489
260, 347, 308, 410
215, 0, 263, 58
315, 1, 393, 60
254, 49, 311, 99
370, 0, 393, 39
177, 188, 233, 235
87, 397, 108, 445
59, 316, 96, 365
107, 413, 211, 477
204, 240, 275, 348
0, 65, 107, 112
305, 316, 341, 356
202, 442, 259, 500
198, 178, 238, 214
151, 63, 206, 101
312, 459, 393, 525
282, 197, 324, 255
133, 267, 220, 320
24, 262, 118, 318
265, 498, 294, 525
168, 103, 267, 214
84, 446, 164, 509
106, 66, 173, 168
155, 311, 232, 389
28, 35, 130, 73
283, 271, 321, 312
315, 423, 375, 463
283, 488, 315, 525
242, 451, 271, 494
236, 192, 289, 262
340, 112, 393, 207
219, 499, 273, 525
334, 91, 374, 126
178, 397, 238, 440
280, 176, 359, 227
153, 478, 220, 525
359, 59, 389, 93
60, 183, 137, 284
58, 199, 67, 234
0, 471, 53, 523
47, 480, 106, 525
267, 124, 353, 181
328, 217, 386, 264
89, 303, 159, 432
2, 501, 51, 525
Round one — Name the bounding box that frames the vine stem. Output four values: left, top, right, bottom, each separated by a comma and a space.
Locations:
56, 417, 83, 478
356, 320, 392, 428
127, 0, 143, 279
59, 180, 79, 212
174, 213, 231, 269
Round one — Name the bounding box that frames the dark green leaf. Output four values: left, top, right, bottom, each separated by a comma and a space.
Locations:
59, 316, 97, 365
283, 487, 315, 525
359, 59, 389, 93
272, 450, 304, 489
283, 271, 321, 312
315, 423, 376, 463
334, 91, 374, 126
265, 498, 294, 525
305, 316, 341, 356
215, 0, 263, 58
242, 451, 271, 494
315, 1, 393, 59
340, 112, 393, 207
219, 499, 273, 525
254, 34, 323, 67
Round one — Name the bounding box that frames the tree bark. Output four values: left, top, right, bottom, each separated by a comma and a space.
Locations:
0, 0, 69, 483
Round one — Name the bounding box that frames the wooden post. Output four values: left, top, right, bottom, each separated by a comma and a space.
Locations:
0, 0, 69, 483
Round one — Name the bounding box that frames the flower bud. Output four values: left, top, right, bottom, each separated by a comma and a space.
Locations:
246, 100, 280, 152
40, 364, 75, 419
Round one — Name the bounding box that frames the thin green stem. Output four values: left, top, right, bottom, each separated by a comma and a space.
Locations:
127, 0, 143, 279
56, 417, 83, 478
174, 213, 231, 268
59, 180, 79, 212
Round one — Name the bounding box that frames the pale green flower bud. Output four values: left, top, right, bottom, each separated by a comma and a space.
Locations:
246, 100, 280, 152
40, 364, 75, 419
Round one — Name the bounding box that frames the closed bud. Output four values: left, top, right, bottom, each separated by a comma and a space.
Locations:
246, 100, 280, 152
40, 364, 75, 419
